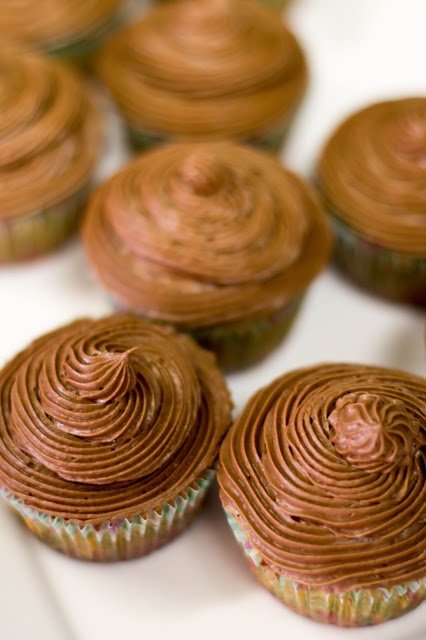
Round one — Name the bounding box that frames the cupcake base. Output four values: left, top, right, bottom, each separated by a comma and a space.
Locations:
332, 216, 426, 306
188, 297, 303, 371
0, 186, 90, 263
225, 508, 426, 627
46, 15, 121, 65
2, 470, 214, 561
126, 120, 290, 155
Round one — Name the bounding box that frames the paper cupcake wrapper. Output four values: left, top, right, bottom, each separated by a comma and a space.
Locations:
1, 469, 215, 562
225, 509, 426, 627
108, 295, 303, 372
332, 215, 426, 306
45, 15, 122, 64
0, 185, 91, 263
126, 120, 291, 156
188, 296, 303, 371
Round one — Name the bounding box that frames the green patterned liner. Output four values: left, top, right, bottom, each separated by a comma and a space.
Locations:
111, 296, 302, 372
1, 469, 215, 561
0, 185, 90, 263
188, 296, 303, 371
332, 215, 426, 306
126, 120, 290, 155
45, 15, 122, 65
225, 509, 426, 627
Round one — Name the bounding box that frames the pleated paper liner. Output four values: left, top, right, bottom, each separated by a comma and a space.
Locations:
332, 215, 426, 306
125, 119, 292, 156
188, 296, 303, 371
225, 509, 426, 627
0, 185, 91, 264
1, 469, 215, 561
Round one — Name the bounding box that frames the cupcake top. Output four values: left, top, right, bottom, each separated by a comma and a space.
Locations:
318, 98, 426, 255
218, 363, 426, 589
96, 0, 307, 139
0, 0, 120, 52
0, 47, 100, 220
83, 142, 331, 328
0, 314, 232, 524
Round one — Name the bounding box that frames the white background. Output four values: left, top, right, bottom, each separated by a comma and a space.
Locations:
0, 0, 425, 638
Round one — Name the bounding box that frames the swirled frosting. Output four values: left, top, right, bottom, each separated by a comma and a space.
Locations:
218, 363, 426, 589
0, 314, 232, 524
0, 1, 120, 51
318, 98, 426, 255
96, 0, 307, 139
83, 141, 331, 327
0, 47, 100, 220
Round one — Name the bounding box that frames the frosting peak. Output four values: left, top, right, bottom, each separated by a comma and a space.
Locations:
329, 392, 418, 473
83, 142, 331, 327
0, 314, 232, 518
176, 152, 232, 196
218, 363, 426, 589
63, 348, 138, 403
318, 98, 426, 255
96, 0, 307, 139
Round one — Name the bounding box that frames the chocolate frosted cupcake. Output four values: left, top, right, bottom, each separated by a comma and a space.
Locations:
218, 363, 426, 626
0, 314, 232, 561
0, 47, 101, 263
96, 0, 307, 153
0, 0, 121, 63
318, 98, 426, 305
83, 142, 331, 370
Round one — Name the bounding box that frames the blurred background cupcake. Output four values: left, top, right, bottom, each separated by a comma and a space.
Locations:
317, 98, 426, 306
83, 141, 331, 370
96, 0, 307, 153
0, 314, 232, 561
0, 0, 122, 64
0, 47, 101, 263
218, 363, 426, 626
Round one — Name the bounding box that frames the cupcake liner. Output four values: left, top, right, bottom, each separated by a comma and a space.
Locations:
126, 119, 290, 155
188, 296, 303, 371
110, 295, 302, 371
0, 185, 91, 263
46, 15, 122, 64
225, 509, 426, 627
1, 470, 215, 561
332, 215, 426, 306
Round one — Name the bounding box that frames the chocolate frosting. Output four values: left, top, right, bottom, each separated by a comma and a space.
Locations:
0, 1, 120, 49
96, 0, 307, 138
218, 363, 426, 589
83, 141, 331, 328
0, 314, 232, 524
318, 98, 426, 255
0, 47, 100, 220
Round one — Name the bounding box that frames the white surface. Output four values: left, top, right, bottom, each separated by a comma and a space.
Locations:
0, 1, 425, 638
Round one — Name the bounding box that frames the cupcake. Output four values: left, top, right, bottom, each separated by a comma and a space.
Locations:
0, 0, 121, 63
0, 47, 101, 263
318, 98, 426, 305
218, 363, 426, 626
82, 142, 331, 370
0, 314, 232, 561
96, 0, 307, 153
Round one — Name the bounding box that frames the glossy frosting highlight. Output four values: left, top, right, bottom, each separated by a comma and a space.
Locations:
218, 363, 426, 589
0, 47, 100, 219
96, 0, 307, 138
318, 98, 426, 255
0, 314, 232, 524
83, 141, 331, 327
